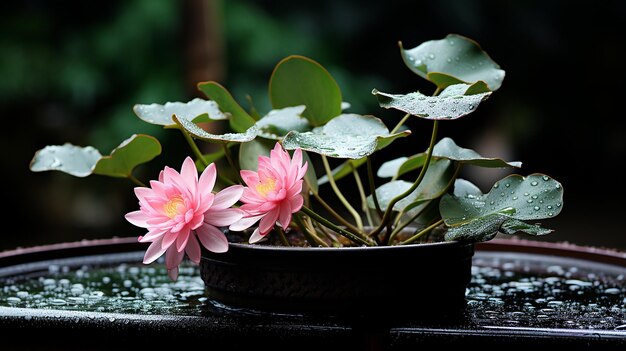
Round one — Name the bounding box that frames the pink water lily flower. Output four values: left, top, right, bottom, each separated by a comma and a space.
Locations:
231, 143, 307, 243
125, 157, 244, 280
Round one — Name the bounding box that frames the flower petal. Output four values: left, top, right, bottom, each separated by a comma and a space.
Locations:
204, 208, 244, 227
139, 228, 167, 242
279, 201, 292, 228
259, 208, 279, 235
229, 215, 263, 231
211, 185, 244, 210
168, 267, 179, 281
161, 230, 178, 250
240, 170, 259, 187
290, 195, 304, 212
176, 227, 191, 252
248, 228, 265, 244
180, 157, 198, 194
196, 224, 229, 253
186, 234, 201, 264
166, 245, 185, 270
125, 210, 150, 227
198, 163, 217, 194
143, 237, 166, 264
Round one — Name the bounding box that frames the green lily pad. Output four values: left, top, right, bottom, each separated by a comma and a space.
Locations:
256, 105, 310, 140
400, 34, 506, 91
367, 158, 454, 212
30, 144, 102, 177
173, 115, 258, 143
282, 114, 410, 159
30, 134, 161, 179
132, 98, 227, 127
441, 174, 563, 242
317, 158, 367, 185
373, 83, 491, 120
377, 157, 408, 178
432, 137, 521, 168
93, 135, 162, 178
378, 138, 519, 179
239, 139, 272, 171
197, 81, 256, 133
269, 55, 342, 127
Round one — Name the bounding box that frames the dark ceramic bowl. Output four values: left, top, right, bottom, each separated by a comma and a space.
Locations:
200, 241, 474, 315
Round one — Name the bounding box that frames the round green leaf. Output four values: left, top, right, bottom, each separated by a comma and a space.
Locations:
283, 114, 410, 159
373, 83, 491, 120
239, 138, 272, 171
269, 55, 342, 127
377, 157, 408, 178
400, 34, 506, 91
197, 81, 256, 133
133, 98, 227, 127
256, 105, 310, 140
440, 174, 563, 242
432, 137, 521, 168
173, 115, 258, 143
93, 134, 162, 178
30, 143, 102, 177
368, 158, 454, 212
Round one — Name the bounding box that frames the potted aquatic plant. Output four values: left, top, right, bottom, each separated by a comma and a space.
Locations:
30, 34, 564, 313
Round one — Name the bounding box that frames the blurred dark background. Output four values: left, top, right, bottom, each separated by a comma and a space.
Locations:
2, 0, 625, 251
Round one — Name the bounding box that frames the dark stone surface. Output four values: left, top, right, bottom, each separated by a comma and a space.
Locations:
0, 239, 624, 349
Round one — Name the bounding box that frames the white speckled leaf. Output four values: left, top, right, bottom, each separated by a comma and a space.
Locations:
282, 114, 410, 159
174, 115, 258, 143
441, 174, 563, 242
256, 105, 309, 140
373, 84, 491, 120
133, 98, 227, 126
30, 143, 102, 177
400, 34, 506, 91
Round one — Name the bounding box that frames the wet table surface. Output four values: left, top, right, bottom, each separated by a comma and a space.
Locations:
0, 246, 625, 349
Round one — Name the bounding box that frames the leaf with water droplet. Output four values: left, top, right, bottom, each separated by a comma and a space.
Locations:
269, 55, 342, 127
133, 98, 227, 127
400, 34, 506, 91
372, 83, 491, 120
197, 81, 256, 132
93, 135, 162, 178
283, 114, 410, 159
441, 173, 563, 242
255, 105, 310, 140
376, 137, 520, 179
30, 135, 162, 179
30, 144, 102, 177
367, 159, 455, 212
173, 115, 258, 143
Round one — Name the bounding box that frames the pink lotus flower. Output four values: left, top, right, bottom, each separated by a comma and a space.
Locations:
232, 143, 307, 243
125, 157, 244, 280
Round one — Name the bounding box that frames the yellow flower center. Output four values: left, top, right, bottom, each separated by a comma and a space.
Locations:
163, 195, 185, 218
256, 177, 277, 198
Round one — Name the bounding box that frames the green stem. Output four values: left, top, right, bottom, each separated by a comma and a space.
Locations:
321, 156, 364, 231
222, 142, 243, 184
315, 222, 340, 246
367, 157, 383, 219
391, 113, 410, 134
304, 178, 361, 234
352, 163, 373, 227
300, 206, 373, 246
179, 128, 208, 167
275, 225, 290, 246
128, 174, 147, 187
293, 212, 324, 247
387, 204, 427, 244
369, 119, 440, 239
399, 219, 443, 245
